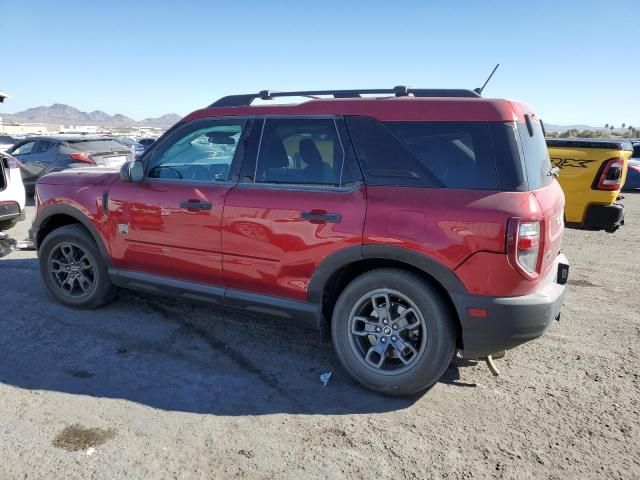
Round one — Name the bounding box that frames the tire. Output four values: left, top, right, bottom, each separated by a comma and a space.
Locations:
331, 268, 456, 395
39, 224, 117, 309
0, 218, 18, 231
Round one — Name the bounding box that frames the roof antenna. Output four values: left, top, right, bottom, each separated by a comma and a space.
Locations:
474, 64, 500, 95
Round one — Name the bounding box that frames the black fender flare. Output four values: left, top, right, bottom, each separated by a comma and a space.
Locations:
32, 204, 110, 261
307, 244, 469, 305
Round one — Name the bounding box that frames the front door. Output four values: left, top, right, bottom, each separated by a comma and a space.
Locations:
107, 118, 250, 286
222, 117, 366, 302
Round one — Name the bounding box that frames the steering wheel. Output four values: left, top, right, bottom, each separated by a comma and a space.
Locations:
183, 164, 211, 181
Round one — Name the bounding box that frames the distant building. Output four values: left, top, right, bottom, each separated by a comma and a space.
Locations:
0, 122, 61, 135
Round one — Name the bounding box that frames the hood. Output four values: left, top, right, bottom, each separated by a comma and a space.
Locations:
38, 168, 121, 187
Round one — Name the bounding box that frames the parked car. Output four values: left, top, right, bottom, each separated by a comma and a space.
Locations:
0, 134, 17, 152
137, 138, 156, 151
114, 137, 145, 158
7, 135, 134, 195
0, 152, 26, 231
29, 87, 569, 395
547, 138, 632, 232
622, 143, 640, 191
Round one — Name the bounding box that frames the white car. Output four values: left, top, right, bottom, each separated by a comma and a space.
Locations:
0, 152, 26, 231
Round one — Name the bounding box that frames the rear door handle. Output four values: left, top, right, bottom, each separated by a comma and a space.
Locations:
180, 200, 212, 211
301, 211, 342, 223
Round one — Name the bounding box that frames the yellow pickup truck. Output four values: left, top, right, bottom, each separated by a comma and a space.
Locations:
546, 138, 632, 232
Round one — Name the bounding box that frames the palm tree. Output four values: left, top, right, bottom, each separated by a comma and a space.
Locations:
621, 123, 626, 136
610, 125, 615, 136
604, 123, 609, 137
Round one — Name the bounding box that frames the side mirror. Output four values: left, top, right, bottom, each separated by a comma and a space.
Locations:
120, 160, 144, 182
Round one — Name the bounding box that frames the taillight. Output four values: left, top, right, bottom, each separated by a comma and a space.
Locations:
594, 157, 625, 191
507, 218, 542, 279
69, 152, 95, 164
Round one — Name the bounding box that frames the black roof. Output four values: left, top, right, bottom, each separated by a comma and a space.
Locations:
210, 86, 481, 108
546, 138, 633, 151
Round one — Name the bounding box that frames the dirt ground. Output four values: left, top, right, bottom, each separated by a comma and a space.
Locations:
0, 193, 638, 480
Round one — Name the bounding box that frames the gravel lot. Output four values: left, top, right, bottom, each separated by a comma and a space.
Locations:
1, 193, 639, 480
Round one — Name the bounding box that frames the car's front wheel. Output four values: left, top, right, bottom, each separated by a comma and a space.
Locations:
39, 224, 117, 309
331, 268, 456, 395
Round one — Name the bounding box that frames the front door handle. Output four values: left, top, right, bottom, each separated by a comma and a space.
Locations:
301, 211, 342, 223
180, 200, 212, 211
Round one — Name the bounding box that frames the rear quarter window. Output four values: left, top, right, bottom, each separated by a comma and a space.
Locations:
517, 118, 553, 190
346, 116, 498, 190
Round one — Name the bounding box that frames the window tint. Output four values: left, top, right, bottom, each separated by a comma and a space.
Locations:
12, 141, 36, 156
517, 119, 553, 190
346, 117, 498, 189
34, 140, 54, 154
67, 139, 128, 153
489, 122, 527, 191
148, 120, 244, 182
255, 119, 343, 186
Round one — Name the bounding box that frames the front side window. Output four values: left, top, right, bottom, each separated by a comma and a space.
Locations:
147, 120, 244, 182
12, 141, 36, 156
255, 119, 343, 186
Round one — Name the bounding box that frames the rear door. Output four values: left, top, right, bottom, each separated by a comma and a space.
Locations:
222, 117, 366, 302
107, 118, 252, 286
28, 140, 59, 178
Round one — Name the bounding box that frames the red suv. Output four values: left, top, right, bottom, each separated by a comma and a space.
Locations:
30, 87, 569, 395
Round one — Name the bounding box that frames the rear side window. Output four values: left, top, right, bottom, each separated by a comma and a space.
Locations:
346, 117, 498, 190
517, 118, 553, 190
255, 118, 344, 186
34, 140, 54, 154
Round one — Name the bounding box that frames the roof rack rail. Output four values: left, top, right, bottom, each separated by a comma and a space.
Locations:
209, 86, 481, 108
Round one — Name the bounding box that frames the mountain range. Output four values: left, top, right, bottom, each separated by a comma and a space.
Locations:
1, 103, 182, 128
1, 103, 612, 132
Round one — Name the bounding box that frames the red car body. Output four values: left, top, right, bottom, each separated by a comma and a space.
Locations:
31, 92, 569, 364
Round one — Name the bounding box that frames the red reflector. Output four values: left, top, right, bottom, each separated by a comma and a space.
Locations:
518, 236, 539, 250
467, 307, 488, 318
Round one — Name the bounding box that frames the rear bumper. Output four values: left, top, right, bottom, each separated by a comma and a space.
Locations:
454, 254, 569, 359
570, 203, 624, 232
0, 201, 23, 222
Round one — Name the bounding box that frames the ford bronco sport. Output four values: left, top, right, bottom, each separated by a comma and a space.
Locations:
30, 87, 569, 395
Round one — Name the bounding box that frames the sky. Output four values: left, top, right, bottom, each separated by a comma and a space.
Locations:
1, 0, 638, 127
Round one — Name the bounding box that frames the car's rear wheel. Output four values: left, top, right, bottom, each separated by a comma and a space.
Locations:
39, 224, 116, 309
331, 268, 456, 395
